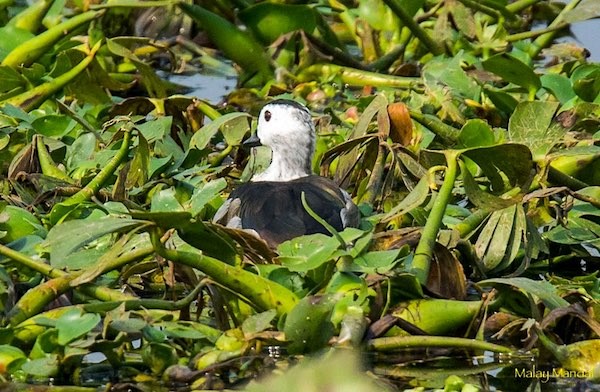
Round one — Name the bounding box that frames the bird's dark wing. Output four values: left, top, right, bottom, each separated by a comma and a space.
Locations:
230, 182, 306, 246
224, 176, 356, 246
292, 176, 347, 233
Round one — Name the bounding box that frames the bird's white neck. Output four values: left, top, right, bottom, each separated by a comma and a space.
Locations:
251, 144, 313, 182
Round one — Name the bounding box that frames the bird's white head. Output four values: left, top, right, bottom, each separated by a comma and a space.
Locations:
249, 100, 315, 182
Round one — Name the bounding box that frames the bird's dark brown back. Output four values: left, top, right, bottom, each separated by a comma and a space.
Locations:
230, 176, 348, 245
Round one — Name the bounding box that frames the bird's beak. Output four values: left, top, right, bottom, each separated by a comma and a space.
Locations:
243, 133, 262, 148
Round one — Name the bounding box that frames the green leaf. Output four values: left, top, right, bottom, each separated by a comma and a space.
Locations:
0, 26, 34, 62
259, 265, 306, 295
571, 187, 600, 218
221, 114, 251, 146
461, 143, 534, 203
44, 216, 142, 267
541, 74, 576, 104
137, 116, 172, 143
106, 38, 169, 98
545, 216, 600, 246
188, 178, 227, 216
31, 115, 76, 138
159, 321, 221, 341
508, 101, 560, 160
350, 248, 403, 273
382, 173, 430, 222
460, 160, 519, 209
458, 119, 495, 148
563, 0, 600, 23
110, 318, 148, 334
126, 132, 150, 188
65, 132, 97, 175
0, 66, 25, 94
423, 55, 481, 101
277, 234, 340, 272
484, 88, 518, 114
325, 271, 366, 294
475, 204, 520, 271
56, 308, 101, 345
0, 205, 46, 243
142, 342, 177, 374
21, 355, 59, 377
283, 294, 339, 354
150, 188, 184, 212
239, 3, 318, 44
482, 54, 541, 97
0, 344, 26, 369
241, 309, 277, 336
479, 277, 569, 309
571, 64, 600, 103
0, 133, 9, 151
190, 112, 251, 150
131, 210, 239, 264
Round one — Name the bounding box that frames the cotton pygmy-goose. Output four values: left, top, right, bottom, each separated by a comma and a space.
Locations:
214, 99, 359, 247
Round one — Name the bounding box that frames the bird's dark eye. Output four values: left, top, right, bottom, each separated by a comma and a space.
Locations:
264, 110, 272, 122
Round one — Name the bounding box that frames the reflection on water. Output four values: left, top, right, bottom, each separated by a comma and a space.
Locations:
164, 72, 238, 104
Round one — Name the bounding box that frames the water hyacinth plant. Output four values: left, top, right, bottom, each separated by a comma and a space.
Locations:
0, 0, 599, 390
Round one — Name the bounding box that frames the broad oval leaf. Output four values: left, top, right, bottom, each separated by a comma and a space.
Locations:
277, 233, 340, 272
189, 112, 251, 150
239, 3, 318, 44
56, 308, 101, 345
44, 216, 143, 268
283, 294, 339, 354
458, 119, 495, 148
508, 101, 561, 160
482, 54, 541, 96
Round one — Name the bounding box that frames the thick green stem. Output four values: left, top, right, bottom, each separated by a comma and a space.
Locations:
368, 44, 406, 72
506, 0, 543, 13
529, 0, 581, 58
82, 283, 206, 313
1, 42, 101, 111
0, 243, 55, 277
8, 274, 74, 325
453, 209, 491, 237
7, 0, 54, 32
297, 64, 420, 89
35, 135, 75, 183
411, 151, 459, 284
49, 127, 132, 224
368, 335, 512, 353
409, 110, 460, 144
456, 0, 503, 19
0, 241, 147, 322
151, 228, 299, 318
507, 23, 568, 42
382, 0, 445, 56
2, 10, 103, 68
89, 0, 174, 8
0, 242, 150, 292
195, 100, 222, 121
